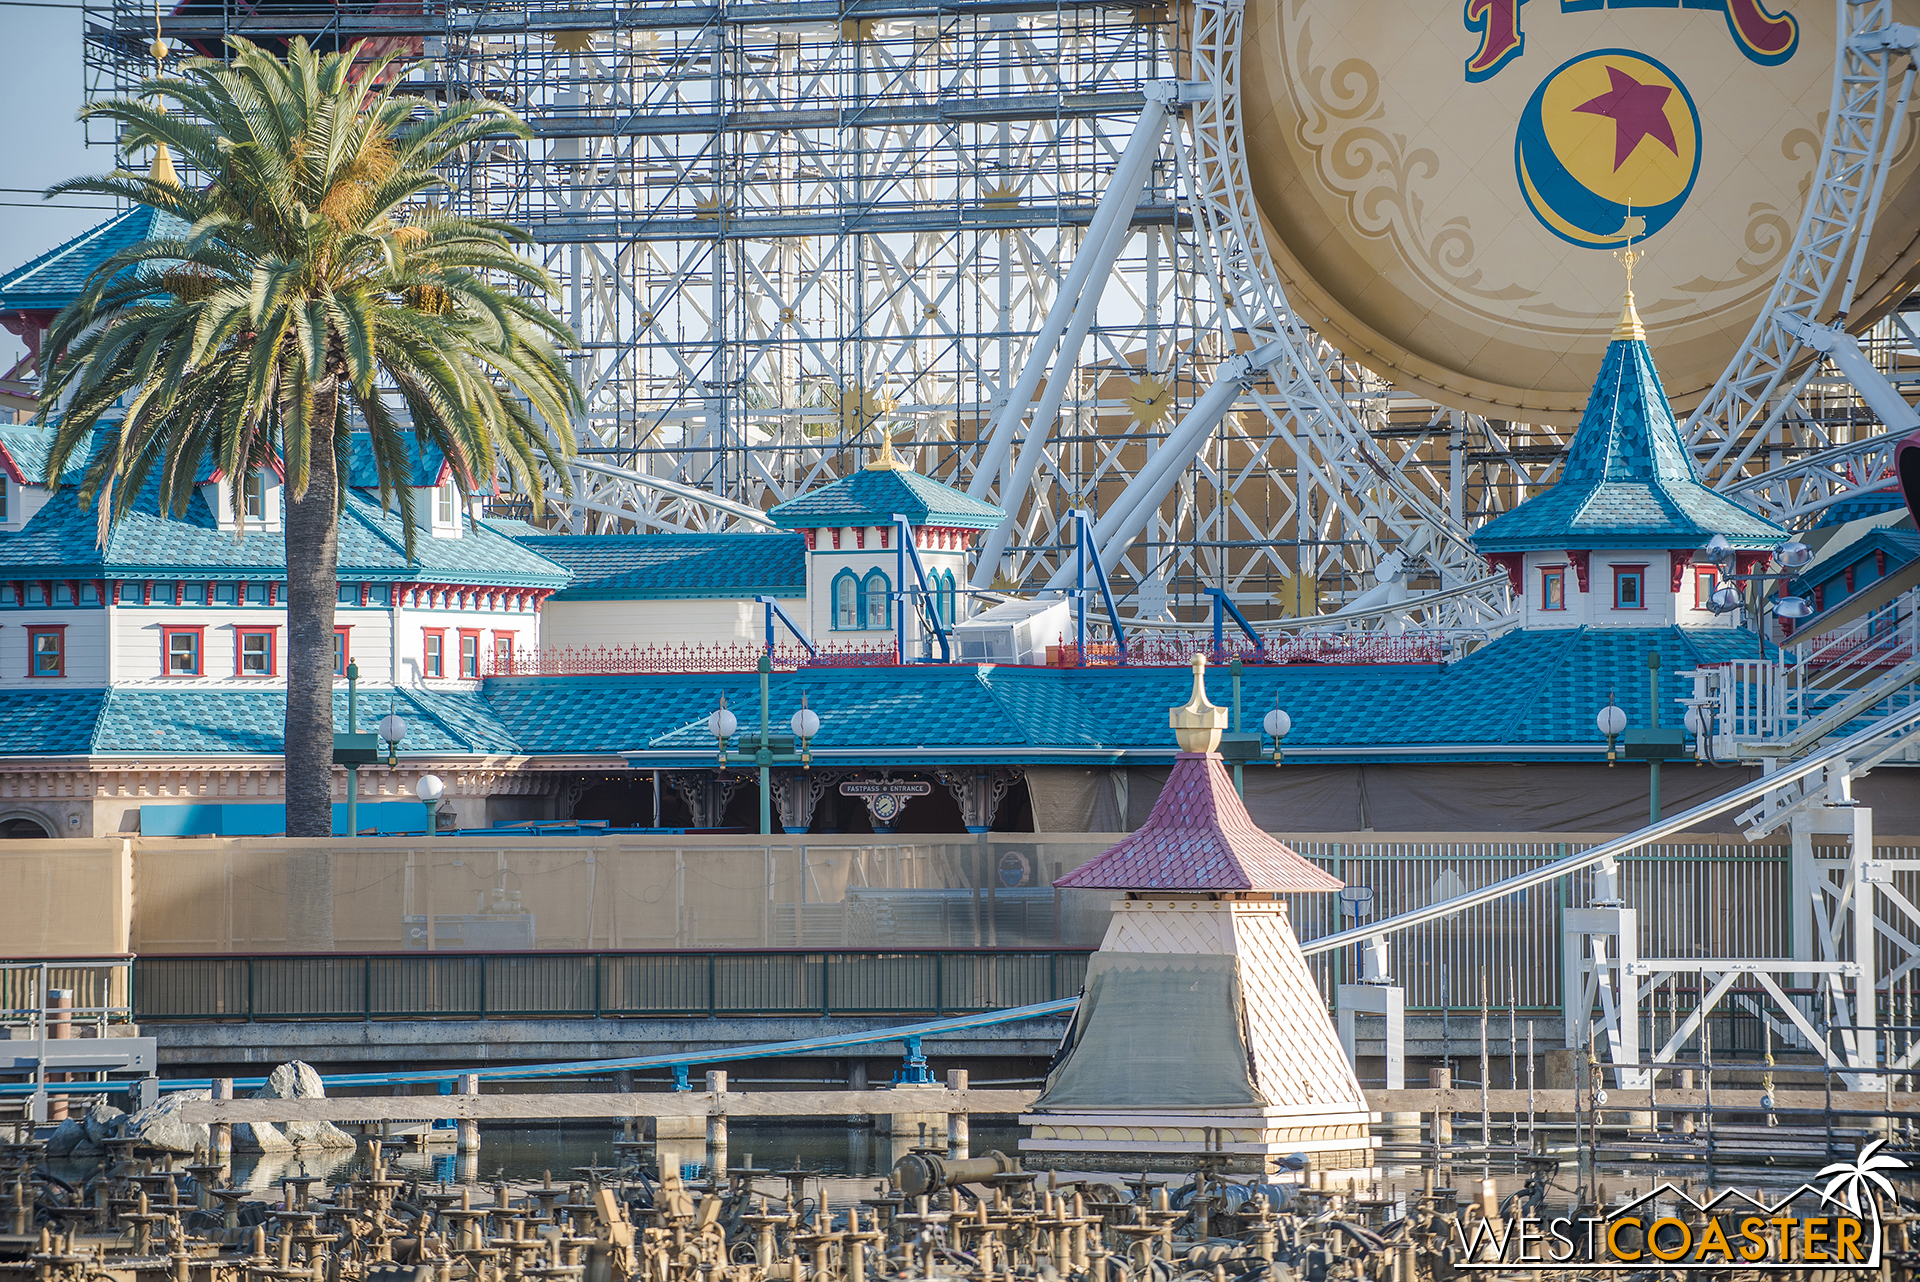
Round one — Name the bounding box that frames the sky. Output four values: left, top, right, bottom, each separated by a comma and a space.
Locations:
0, 3, 119, 372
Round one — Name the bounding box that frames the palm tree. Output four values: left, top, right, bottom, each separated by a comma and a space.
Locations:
35, 37, 583, 836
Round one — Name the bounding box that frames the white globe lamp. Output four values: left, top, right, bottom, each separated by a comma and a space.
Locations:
1262, 706, 1291, 766
415, 773, 444, 835
1597, 703, 1627, 766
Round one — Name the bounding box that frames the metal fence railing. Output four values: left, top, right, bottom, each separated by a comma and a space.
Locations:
1285, 841, 1793, 1013
129, 949, 1092, 1021
0, 959, 135, 1036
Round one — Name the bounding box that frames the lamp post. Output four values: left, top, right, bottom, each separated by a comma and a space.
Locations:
1701, 536, 1815, 655
1263, 704, 1291, 766
709, 696, 737, 767
377, 713, 409, 768
1596, 700, 1626, 765
791, 695, 820, 769
345, 662, 360, 836
416, 773, 444, 835
756, 653, 773, 836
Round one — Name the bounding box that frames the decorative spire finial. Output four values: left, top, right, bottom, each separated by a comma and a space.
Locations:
1611, 202, 1646, 341
147, 0, 179, 187
864, 424, 905, 471
1169, 653, 1229, 753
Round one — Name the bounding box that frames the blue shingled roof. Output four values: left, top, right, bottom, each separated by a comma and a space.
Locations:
767, 465, 1005, 530
0, 625, 1762, 763
88, 687, 515, 755
518, 533, 805, 601
481, 624, 1757, 765
0, 686, 514, 758
0, 429, 569, 587
1472, 335, 1785, 553
344, 434, 450, 489
1815, 488, 1907, 527
0, 205, 192, 314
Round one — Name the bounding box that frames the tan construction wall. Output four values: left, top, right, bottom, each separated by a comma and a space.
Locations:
6, 829, 1919, 961
0, 839, 133, 955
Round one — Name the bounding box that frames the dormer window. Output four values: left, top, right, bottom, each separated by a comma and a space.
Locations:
243, 471, 266, 521
436, 481, 456, 526
0, 478, 9, 523
1613, 565, 1647, 610
1540, 567, 1566, 611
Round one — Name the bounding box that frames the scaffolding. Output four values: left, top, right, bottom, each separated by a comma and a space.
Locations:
76, 0, 1641, 628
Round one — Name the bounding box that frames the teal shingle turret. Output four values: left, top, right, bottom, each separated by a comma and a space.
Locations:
1471, 298, 1784, 557
766, 441, 1004, 530
0, 205, 190, 316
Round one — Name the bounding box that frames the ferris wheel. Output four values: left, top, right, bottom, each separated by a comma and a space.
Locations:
91, 0, 1920, 633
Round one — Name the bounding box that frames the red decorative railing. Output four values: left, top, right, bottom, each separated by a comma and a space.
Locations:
1058, 632, 1445, 668
482, 632, 1444, 676
483, 642, 899, 677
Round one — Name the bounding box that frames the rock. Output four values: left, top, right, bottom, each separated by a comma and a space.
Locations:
286, 1118, 357, 1150
122, 1090, 211, 1155
252, 1061, 357, 1150
83, 1102, 124, 1144
45, 1117, 86, 1157
232, 1121, 294, 1153
255, 1062, 326, 1101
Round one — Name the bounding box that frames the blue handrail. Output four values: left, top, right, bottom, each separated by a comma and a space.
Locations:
0, 996, 1077, 1098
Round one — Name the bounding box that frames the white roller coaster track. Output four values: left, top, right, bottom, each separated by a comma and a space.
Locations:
1155, 0, 1513, 629
499, 0, 1914, 611
1686, 0, 1920, 519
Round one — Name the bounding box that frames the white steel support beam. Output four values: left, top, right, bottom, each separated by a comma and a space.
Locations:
966, 82, 1183, 514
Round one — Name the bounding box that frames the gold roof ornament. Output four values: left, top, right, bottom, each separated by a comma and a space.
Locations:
864, 424, 904, 471
1170, 654, 1229, 753
838, 384, 894, 438
148, 2, 179, 187
1611, 204, 1647, 342
553, 30, 597, 52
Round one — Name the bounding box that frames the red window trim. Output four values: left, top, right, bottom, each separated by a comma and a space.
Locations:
422, 628, 446, 679
457, 628, 482, 678
1539, 565, 1567, 611
491, 630, 515, 677
160, 624, 207, 677
1693, 566, 1719, 609
25, 624, 65, 678
333, 625, 352, 678
1611, 563, 1650, 611
235, 625, 278, 677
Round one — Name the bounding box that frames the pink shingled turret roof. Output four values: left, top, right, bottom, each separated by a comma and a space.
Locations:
1054, 752, 1344, 893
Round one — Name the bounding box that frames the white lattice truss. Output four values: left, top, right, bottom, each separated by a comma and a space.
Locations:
89, 0, 1920, 621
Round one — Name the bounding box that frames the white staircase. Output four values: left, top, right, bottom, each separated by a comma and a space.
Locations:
1690, 588, 1920, 761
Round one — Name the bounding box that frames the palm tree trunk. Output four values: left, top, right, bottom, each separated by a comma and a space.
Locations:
284, 380, 342, 837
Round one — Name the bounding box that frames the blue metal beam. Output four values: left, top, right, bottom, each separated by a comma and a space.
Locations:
756, 595, 817, 655
1206, 587, 1263, 654
1, 997, 1078, 1098
892, 514, 951, 663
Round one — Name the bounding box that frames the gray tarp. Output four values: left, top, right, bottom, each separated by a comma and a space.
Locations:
1026, 763, 1920, 834
1032, 951, 1262, 1111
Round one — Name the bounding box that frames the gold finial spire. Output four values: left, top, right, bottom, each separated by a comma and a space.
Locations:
147, 0, 179, 187
864, 425, 904, 471
1611, 202, 1646, 341
1169, 654, 1229, 753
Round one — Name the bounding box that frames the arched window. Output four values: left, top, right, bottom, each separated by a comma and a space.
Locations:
833, 571, 860, 630
938, 570, 957, 626
862, 569, 891, 630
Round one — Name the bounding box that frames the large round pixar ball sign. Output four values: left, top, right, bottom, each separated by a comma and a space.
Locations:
1238, 0, 1920, 424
